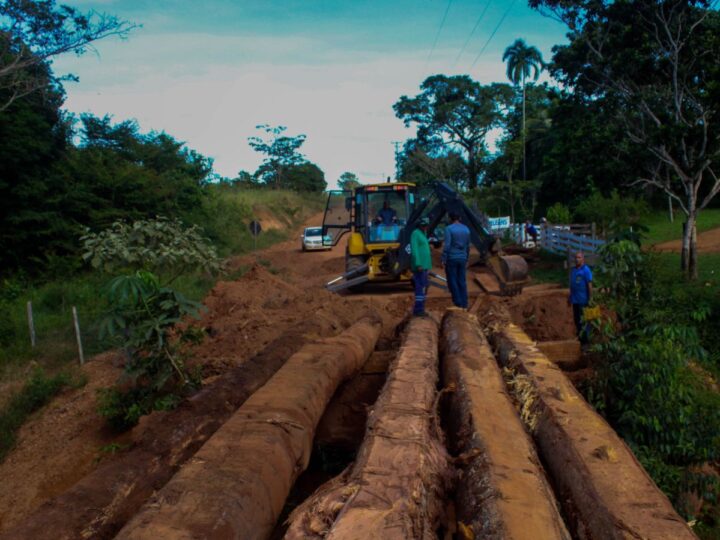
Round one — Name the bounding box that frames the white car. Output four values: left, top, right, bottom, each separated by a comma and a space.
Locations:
301, 226, 332, 251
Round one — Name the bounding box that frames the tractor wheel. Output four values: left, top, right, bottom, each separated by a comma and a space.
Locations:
345, 254, 367, 293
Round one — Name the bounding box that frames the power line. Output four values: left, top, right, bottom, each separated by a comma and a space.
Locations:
453, 0, 493, 68
424, 0, 454, 75
470, 0, 518, 70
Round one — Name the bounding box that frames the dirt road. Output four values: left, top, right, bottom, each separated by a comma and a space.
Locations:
0, 216, 695, 539
655, 226, 720, 253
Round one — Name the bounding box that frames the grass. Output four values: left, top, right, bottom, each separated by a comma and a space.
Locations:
652, 252, 720, 292
0, 368, 86, 461
640, 208, 720, 245
199, 186, 324, 257
529, 250, 568, 286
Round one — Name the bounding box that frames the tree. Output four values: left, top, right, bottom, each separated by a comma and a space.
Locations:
394, 75, 512, 189
0, 0, 135, 111
503, 39, 544, 184
0, 57, 71, 271
281, 162, 327, 192
248, 124, 307, 189
534, 90, 648, 211
397, 139, 468, 189
531, 0, 720, 279
489, 84, 552, 220
338, 171, 361, 191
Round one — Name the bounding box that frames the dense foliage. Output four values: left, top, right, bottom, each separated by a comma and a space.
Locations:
590, 233, 720, 518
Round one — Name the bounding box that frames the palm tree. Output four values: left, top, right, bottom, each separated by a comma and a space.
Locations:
502, 39, 544, 183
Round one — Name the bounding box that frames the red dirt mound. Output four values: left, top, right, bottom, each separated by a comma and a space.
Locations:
0, 353, 124, 532
504, 289, 577, 342
190, 263, 362, 378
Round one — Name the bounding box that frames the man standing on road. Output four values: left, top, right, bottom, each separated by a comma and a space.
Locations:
443, 212, 470, 309
411, 217, 432, 317
569, 251, 593, 344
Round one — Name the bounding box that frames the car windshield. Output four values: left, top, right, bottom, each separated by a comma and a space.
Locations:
305, 228, 323, 236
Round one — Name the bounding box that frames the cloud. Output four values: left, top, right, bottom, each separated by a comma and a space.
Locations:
53, 22, 561, 189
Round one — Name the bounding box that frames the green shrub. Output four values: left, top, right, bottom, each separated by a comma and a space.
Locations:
97, 271, 203, 429
81, 217, 222, 280
546, 202, 571, 224
590, 231, 720, 518
574, 190, 648, 235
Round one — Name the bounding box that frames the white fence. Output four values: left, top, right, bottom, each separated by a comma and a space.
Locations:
499, 222, 605, 264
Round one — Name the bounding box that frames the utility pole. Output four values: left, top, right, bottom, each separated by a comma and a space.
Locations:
392, 141, 402, 181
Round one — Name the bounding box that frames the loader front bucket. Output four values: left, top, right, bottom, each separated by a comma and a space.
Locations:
487, 254, 528, 296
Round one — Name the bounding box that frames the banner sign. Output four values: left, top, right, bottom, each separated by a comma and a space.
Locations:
488, 216, 510, 230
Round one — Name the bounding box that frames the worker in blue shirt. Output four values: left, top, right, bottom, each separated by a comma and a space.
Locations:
568, 251, 593, 344
375, 201, 397, 225
442, 212, 471, 309
525, 220, 538, 245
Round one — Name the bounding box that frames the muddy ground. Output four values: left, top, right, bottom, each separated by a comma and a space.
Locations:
0, 217, 579, 534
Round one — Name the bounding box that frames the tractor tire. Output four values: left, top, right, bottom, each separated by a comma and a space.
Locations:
345, 254, 366, 293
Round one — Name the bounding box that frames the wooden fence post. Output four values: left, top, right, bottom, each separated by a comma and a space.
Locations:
591, 222, 596, 240
72, 306, 85, 365
27, 300, 36, 348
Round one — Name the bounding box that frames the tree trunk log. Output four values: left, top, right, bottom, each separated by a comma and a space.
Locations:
489, 322, 696, 540
116, 316, 382, 540
0, 312, 359, 540
285, 316, 450, 540
441, 311, 570, 539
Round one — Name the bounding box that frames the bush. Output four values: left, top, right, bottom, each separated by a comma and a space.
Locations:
574, 190, 648, 235
546, 202, 571, 224
589, 231, 720, 519
81, 217, 222, 279
97, 271, 203, 429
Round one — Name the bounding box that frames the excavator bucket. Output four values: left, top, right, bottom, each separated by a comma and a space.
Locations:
486, 254, 529, 296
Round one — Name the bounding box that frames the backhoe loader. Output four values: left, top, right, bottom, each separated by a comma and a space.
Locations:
322, 181, 528, 295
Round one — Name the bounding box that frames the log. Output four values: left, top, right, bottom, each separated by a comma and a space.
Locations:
490, 323, 696, 540
441, 311, 570, 539
116, 316, 382, 540
536, 339, 584, 371
285, 316, 449, 540
0, 312, 355, 540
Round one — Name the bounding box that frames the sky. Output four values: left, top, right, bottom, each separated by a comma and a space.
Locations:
53, 0, 569, 188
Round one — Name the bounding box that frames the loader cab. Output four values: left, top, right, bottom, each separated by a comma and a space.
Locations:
321, 182, 417, 247
357, 184, 414, 244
